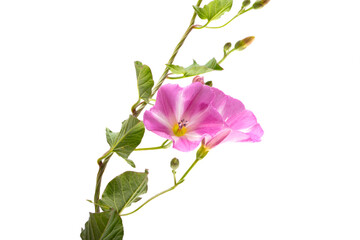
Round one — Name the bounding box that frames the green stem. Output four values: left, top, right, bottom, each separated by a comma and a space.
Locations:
133, 0, 203, 117
172, 170, 177, 185
131, 99, 141, 115
134, 140, 171, 151
194, 20, 210, 29
134, 146, 165, 151
94, 0, 203, 214
218, 49, 235, 65
178, 158, 200, 183
120, 157, 201, 216
121, 186, 176, 216
94, 152, 113, 213
167, 75, 187, 80
206, 7, 253, 29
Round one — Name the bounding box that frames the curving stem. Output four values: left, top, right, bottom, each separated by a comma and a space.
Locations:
133, 0, 203, 117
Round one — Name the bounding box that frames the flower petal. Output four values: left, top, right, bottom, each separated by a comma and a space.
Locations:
209, 86, 263, 144
187, 106, 224, 136
173, 136, 201, 152
153, 84, 183, 124
181, 82, 215, 120
226, 123, 264, 142
143, 110, 173, 140
227, 109, 258, 130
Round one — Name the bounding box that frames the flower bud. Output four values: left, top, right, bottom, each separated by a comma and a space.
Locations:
170, 157, 180, 170
205, 81, 213, 87
234, 36, 255, 51
253, 0, 270, 9
223, 42, 232, 52
192, 75, 204, 84
242, 0, 251, 8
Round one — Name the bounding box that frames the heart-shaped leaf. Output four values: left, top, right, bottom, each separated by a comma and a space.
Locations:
99, 171, 148, 213
80, 210, 124, 240
106, 115, 145, 167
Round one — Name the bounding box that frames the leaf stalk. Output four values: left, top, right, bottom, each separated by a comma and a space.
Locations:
134, 140, 172, 151
120, 157, 201, 216
205, 7, 253, 29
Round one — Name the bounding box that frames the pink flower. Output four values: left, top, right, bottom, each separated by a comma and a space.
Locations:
143, 83, 224, 152
202, 87, 263, 149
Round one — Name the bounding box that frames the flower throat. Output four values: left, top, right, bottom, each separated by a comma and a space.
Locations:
173, 119, 188, 137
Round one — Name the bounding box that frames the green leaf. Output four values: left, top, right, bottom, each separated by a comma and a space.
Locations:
134, 61, 154, 102
167, 58, 223, 79
193, 0, 233, 22
80, 210, 124, 240
166, 64, 186, 75
99, 171, 148, 214
106, 115, 145, 167
204, 58, 223, 71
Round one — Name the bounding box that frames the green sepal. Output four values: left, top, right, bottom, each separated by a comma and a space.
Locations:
99, 171, 148, 214
193, 0, 233, 22
106, 115, 145, 168
167, 58, 223, 79
205, 81, 213, 87
134, 61, 154, 102
80, 210, 124, 240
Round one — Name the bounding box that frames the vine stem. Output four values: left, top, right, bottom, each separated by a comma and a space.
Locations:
94, 152, 113, 213
133, 0, 203, 117
93, 0, 203, 213
121, 157, 201, 217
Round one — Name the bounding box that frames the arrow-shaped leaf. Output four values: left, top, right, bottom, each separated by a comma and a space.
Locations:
106, 115, 145, 167
167, 58, 223, 79
80, 210, 124, 240
134, 61, 154, 102
193, 0, 233, 22
99, 171, 148, 214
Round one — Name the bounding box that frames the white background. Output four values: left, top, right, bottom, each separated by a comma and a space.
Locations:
1, 0, 360, 239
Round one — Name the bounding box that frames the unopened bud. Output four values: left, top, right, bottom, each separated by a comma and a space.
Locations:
253, 0, 270, 9
223, 42, 232, 52
192, 75, 204, 84
242, 0, 251, 8
234, 36, 255, 51
170, 157, 180, 170
205, 81, 213, 87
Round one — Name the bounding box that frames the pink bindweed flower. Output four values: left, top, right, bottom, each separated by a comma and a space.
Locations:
202, 87, 264, 150
143, 83, 225, 152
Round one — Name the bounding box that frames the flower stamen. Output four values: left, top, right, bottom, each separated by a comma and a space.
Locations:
173, 119, 188, 137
